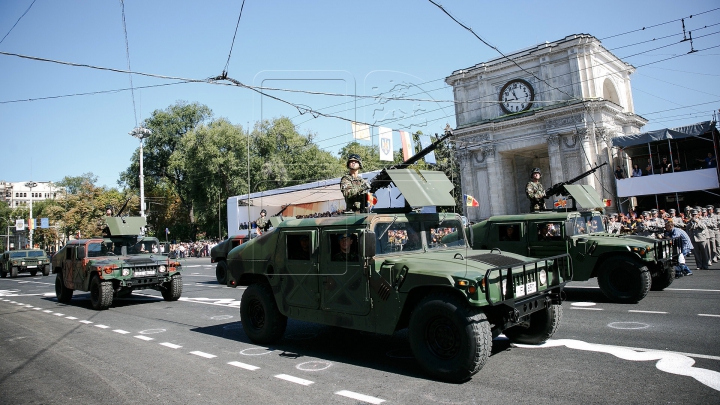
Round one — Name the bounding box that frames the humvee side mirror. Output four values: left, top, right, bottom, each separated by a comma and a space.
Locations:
77, 247, 86, 259
364, 232, 376, 257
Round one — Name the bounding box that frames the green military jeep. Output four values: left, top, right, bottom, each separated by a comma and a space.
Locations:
0, 249, 51, 278
470, 185, 678, 304
52, 216, 183, 310
211, 234, 253, 284
225, 168, 571, 382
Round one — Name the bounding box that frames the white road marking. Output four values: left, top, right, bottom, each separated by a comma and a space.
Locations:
65, 316, 78, 320
274, 374, 314, 386
179, 297, 241, 308
24, 304, 33, 307
79, 320, 93, 324
33, 307, 41, 310
699, 314, 720, 318
53, 313, 64, 316
18, 281, 29, 284
516, 339, 720, 392
335, 390, 385, 404
666, 288, 720, 292
190, 351, 216, 359
138, 329, 166, 335
572, 307, 603, 311
113, 330, 130, 334
628, 310, 668, 314
95, 325, 110, 329
296, 361, 332, 371
160, 342, 182, 349
228, 361, 259, 370
240, 348, 275, 356
608, 322, 650, 330
134, 335, 154, 341
43, 310, 53, 313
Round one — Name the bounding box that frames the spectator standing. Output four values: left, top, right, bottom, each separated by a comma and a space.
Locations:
699, 152, 717, 168
614, 166, 625, 179
687, 209, 710, 270
673, 159, 682, 172
631, 164, 642, 177
662, 222, 693, 276
659, 157, 672, 174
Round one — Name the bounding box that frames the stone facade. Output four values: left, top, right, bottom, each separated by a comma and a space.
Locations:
446, 34, 647, 221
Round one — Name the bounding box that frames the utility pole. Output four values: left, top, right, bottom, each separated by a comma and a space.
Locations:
25, 181, 37, 248
129, 127, 152, 217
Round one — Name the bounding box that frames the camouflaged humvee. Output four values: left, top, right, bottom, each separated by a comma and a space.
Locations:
470, 185, 679, 304
0, 249, 51, 278
211, 233, 256, 284
225, 168, 571, 382
52, 216, 183, 310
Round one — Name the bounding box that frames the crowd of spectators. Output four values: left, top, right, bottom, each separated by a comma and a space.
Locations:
619, 152, 717, 179
169, 240, 221, 258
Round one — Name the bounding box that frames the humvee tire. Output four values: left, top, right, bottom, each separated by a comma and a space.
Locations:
597, 257, 651, 303
240, 283, 287, 344
10, 266, 18, 278
42, 266, 50, 277
55, 272, 73, 303
90, 276, 113, 310
504, 304, 562, 345
650, 267, 674, 291
30, 270, 37, 277
0, 269, 6, 278
408, 293, 491, 383
216, 260, 228, 285
161, 274, 183, 301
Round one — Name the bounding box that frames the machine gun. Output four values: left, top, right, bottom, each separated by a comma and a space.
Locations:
368, 127, 453, 194
544, 162, 608, 198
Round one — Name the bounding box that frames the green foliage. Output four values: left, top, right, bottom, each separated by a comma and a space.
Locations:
56, 172, 98, 194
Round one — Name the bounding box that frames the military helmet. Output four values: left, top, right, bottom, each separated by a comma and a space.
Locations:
651, 208, 658, 213
706, 205, 714, 211
702, 207, 707, 213
531, 167, 541, 176
691, 209, 700, 215
347, 153, 363, 169
260, 209, 267, 215
668, 208, 676, 214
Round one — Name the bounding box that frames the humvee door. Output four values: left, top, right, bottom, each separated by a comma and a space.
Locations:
488, 222, 526, 256
528, 221, 566, 258
319, 229, 370, 316
279, 230, 319, 309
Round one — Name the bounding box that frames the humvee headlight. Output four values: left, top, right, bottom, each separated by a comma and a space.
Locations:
122, 268, 130, 276
457, 280, 469, 287
21, 261, 25, 266
539, 269, 548, 286
631, 247, 647, 256
501, 282, 508, 298
159, 265, 167, 273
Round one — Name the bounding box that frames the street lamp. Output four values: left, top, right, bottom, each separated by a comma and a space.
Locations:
25, 181, 37, 248
129, 127, 152, 217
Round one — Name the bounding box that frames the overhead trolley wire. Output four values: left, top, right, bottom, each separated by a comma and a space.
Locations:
0, 0, 37, 45
222, 0, 247, 76
119, 0, 138, 127
599, 6, 720, 40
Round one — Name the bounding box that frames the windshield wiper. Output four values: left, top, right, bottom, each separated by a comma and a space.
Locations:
378, 215, 399, 240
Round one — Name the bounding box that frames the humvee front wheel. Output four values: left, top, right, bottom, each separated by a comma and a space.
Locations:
503, 303, 562, 345
90, 276, 113, 310
42, 266, 50, 277
650, 266, 674, 291
55, 272, 73, 303
597, 257, 651, 303
408, 293, 491, 383
240, 283, 287, 344
10, 266, 18, 278
0, 269, 6, 278
161, 274, 183, 301
216, 260, 228, 285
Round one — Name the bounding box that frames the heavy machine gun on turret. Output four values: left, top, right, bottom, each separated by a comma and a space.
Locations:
544, 162, 608, 198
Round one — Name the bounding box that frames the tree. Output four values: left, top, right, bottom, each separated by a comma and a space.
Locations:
56, 173, 98, 195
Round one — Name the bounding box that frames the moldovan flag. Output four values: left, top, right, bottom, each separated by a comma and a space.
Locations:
351, 121, 371, 141
399, 130, 413, 161
464, 194, 480, 207
378, 126, 393, 161
418, 135, 436, 164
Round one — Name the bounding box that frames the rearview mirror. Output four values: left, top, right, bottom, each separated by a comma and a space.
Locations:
364, 232, 376, 258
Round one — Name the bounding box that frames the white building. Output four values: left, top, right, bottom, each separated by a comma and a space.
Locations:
446, 34, 647, 221
0, 181, 62, 208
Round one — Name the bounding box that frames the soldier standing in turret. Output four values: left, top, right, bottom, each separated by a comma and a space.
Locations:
340, 154, 370, 213
255, 209, 270, 234
526, 168, 546, 213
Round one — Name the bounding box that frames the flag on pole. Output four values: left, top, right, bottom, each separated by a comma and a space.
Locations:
366, 192, 378, 209
418, 135, 436, 164
351, 121, 371, 141
554, 199, 567, 208
399, 130, 413, 161
378, 127, 393, 161
463, 194, 480, 207
27, 218, 33, 231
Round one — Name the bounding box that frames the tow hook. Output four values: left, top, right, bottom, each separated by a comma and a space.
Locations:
509, 308, 520, 323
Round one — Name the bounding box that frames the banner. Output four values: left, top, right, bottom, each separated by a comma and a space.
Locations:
351, 121, 371, 141
378, 127, 393, 161
418, 135, 436, 164
15, 219, 24, 231
40, 218, 49, 229
399, 130, 413, 161
27, 218, 33, 231
464, 194, 480, 207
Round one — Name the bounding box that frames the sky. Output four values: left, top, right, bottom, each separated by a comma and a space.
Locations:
0, 0, 718, 188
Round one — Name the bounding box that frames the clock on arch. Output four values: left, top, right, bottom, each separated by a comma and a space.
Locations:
499, 79, 534, 114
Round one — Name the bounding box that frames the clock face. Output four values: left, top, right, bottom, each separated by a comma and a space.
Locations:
499, 79, 534, 114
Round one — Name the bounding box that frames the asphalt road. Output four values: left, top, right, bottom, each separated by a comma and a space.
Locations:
1, 256, 719, 404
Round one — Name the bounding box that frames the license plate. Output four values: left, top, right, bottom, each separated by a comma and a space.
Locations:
26, 265, 37, 268
515, 281, 537, 297
134, 270, 155, 277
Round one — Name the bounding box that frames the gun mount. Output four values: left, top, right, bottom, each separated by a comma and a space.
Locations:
544, 162, 608, 198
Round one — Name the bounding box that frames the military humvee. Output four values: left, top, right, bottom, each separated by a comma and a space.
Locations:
225, 163, 571, 382
0, 249, 51, 278
470, 185, 678, 304
211, 233, 256, 284
52, 216, 183, 310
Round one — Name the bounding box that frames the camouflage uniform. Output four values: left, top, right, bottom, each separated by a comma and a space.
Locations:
525, 181, 546, 212
702, 209, 717, 262
688, 213, 709, 269
340, 173, 370, 212
256, 213, 270, 233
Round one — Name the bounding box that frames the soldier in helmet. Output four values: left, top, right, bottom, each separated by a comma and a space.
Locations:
607, 213, 621, 234
255, 209, 270, 234
688, 208, 709, 270
526, 168, 546, 212
340, 153, 370, 212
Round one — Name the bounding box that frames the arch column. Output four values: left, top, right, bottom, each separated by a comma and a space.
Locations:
483, 145, 506, 216
546, 135, 563, 186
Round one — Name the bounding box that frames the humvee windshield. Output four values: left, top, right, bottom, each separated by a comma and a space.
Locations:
569, 213, 605, 235
87, 243, 106, 257
27, 251, 46, 257
9, 251, 26, 258
374, 219, 465, 254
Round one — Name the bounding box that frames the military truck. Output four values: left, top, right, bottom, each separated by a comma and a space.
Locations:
211, 233, 256, 284
0, 249, 51, 278
470, 185, 678, 304
52, 216, 183, 310
224, 134, 571, 382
